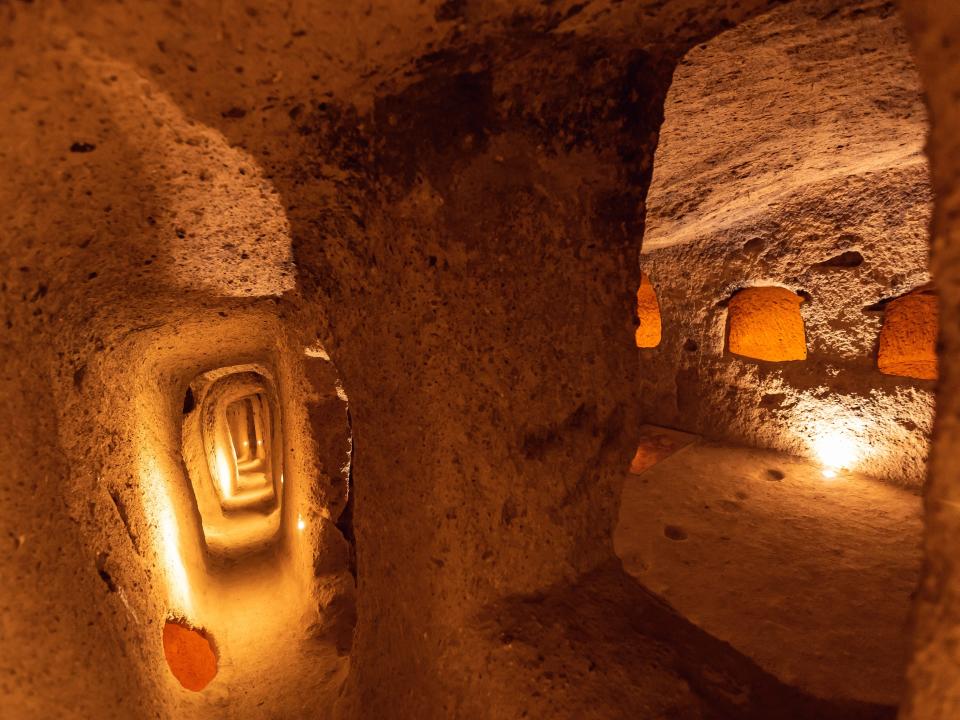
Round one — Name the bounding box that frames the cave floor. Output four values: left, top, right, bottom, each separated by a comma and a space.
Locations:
614, 433, 923, 708
167, 555, 347, 719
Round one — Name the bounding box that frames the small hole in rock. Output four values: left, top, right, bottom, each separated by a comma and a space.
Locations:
664, 525, 688, 541
95, 552, 117, 592
814, 250, 864, 269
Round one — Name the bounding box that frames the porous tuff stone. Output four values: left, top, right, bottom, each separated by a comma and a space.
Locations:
899, 2, 960, 716
2, 0, 959, 719
637, 0, 934, 490
0, 1, 788, 718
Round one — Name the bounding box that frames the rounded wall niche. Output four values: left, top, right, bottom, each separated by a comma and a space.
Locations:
878, 290, 938, 380
182, 364, 284, 556
635, 272, 663, 348
726, 286, 807, 362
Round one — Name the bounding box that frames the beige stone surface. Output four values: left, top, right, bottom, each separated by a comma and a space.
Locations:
616, 440, 922, 706
0, 1, 789, 718
638, 0, 934, 489
0, 0, 955, 718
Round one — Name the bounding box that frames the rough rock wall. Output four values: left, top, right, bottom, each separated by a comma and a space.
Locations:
4, 1, 930, 719
0, 19, 352, 720
637, 0, 934, 489
899, 1, 960, 717
0, 1, 778, 717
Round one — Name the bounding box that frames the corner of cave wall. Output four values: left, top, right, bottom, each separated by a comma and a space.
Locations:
897, 2, 960, 716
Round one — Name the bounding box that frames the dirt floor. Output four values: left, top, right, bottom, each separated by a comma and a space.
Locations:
615, 433, 923, 707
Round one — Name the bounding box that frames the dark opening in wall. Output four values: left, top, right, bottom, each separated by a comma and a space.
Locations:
813, 250, 865, 269
183, 386, 196, 414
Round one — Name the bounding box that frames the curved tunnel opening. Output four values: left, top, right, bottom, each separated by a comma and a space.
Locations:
130, 312, 356, 704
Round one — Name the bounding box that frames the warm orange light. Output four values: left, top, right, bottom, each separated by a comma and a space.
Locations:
141, 453, 192, 615
163, 619, 217, 691
813, 432, 857, 477
635, 272, 662, 348
878, 291, 938, 380
215, 447, 234, 499
727, 286, 806, 361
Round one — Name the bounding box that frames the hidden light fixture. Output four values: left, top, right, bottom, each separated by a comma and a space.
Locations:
813, 431, 857, 479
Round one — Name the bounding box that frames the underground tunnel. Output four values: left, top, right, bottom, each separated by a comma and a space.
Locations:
3, 1, 960, 719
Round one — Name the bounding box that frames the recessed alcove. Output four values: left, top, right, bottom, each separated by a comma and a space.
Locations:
726, 286, 807, 362
635, 272, 662, 348
878, 290, 938, 380
624, 0, 935, 711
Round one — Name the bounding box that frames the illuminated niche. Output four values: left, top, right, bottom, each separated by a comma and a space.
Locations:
635, 272, 662, 348
727, 286, 806, 362
182, 365, 283, 554
878, 289, 938, 380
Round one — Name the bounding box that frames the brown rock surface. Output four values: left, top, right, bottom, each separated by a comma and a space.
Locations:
898, 2, 960, 717
616, 441, 922, 706
0, 2, 788, 718
637, 0, 934, 489
0, 0, 958, 718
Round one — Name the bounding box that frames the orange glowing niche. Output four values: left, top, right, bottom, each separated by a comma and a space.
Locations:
727, 286, 806, 362
635, 272, 662, 348
163, 619, 218, 692
629, 425, 698, 474
878, 290, 938, 380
